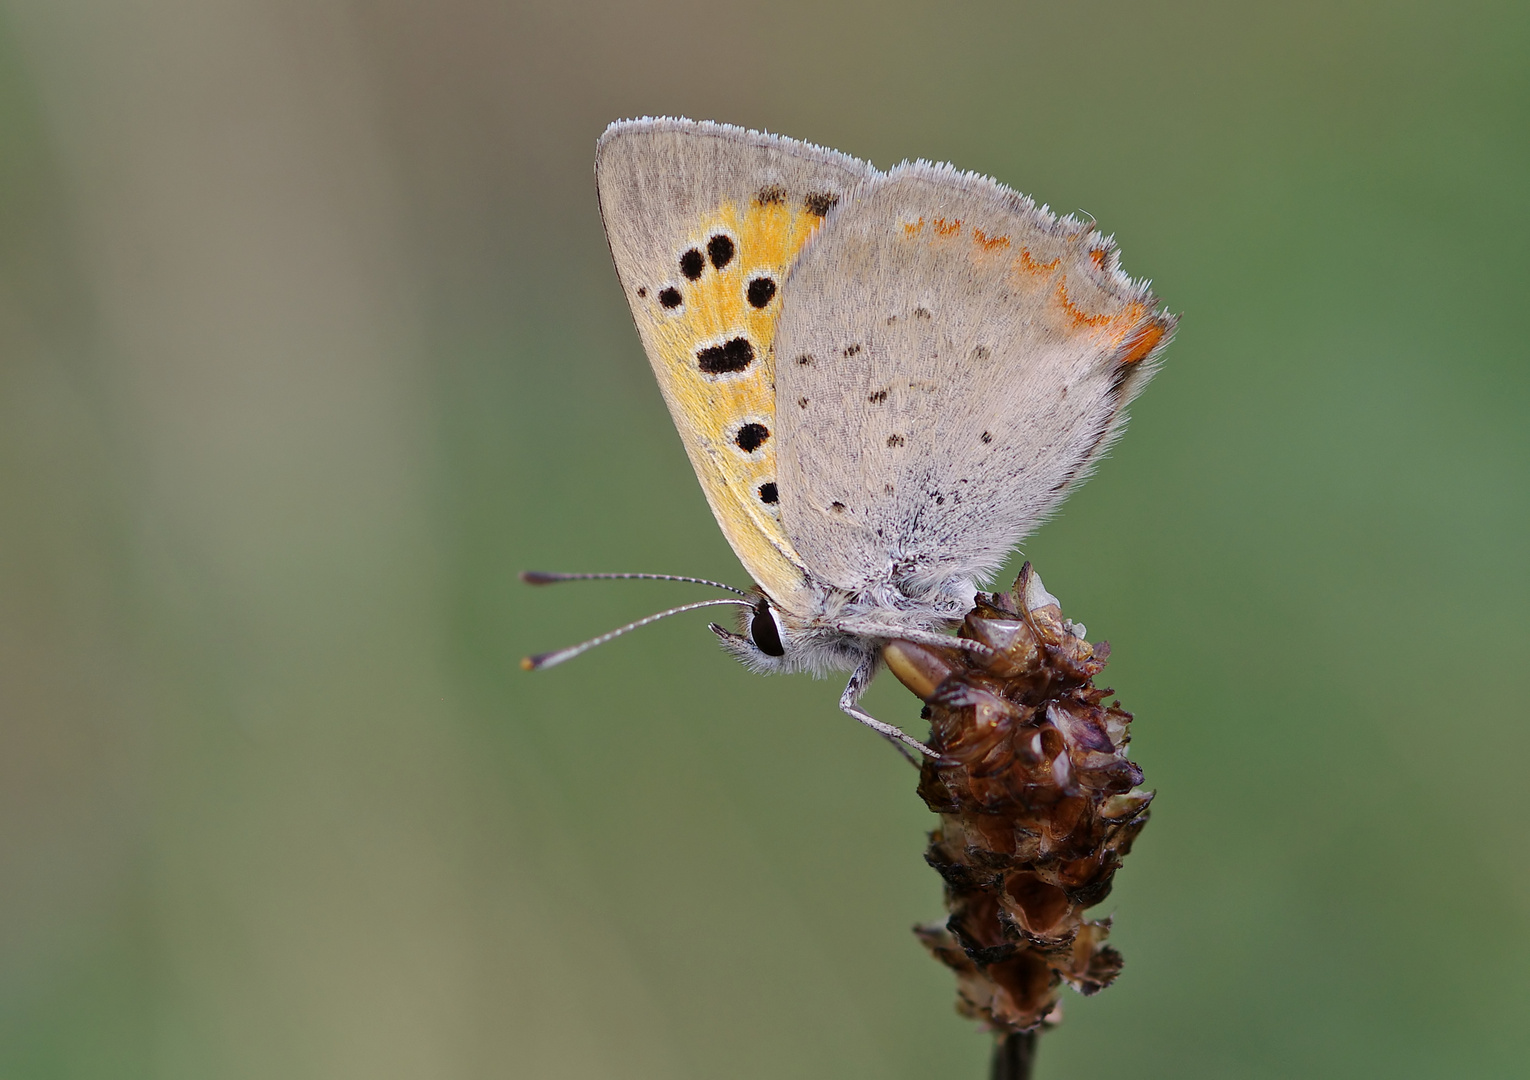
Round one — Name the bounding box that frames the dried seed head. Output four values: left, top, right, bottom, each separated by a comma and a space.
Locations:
886, 563, 1152, 1035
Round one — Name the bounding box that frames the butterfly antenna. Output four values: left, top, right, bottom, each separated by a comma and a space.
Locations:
520, 570, 752, 597
521, 597, 754, 671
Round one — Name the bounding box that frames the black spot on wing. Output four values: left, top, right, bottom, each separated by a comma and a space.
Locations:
830, 501, 845, 513
843, 343, 862, 357
636, 287, 647, 298
680, 248, 704, 280
914, 307, 932, 320
756, 184, 787, 206
795, 354, 814, 366
981, 431, 993, 444
804, 191, 838, 216
697, 337, 755, 374
734, 423, 769, 452
797, 397, 809, 409
757, 482, 779, 505
658, 287, 682, 309
868, 389, 888, 404
707, 234, 735, 270
886, 434, 905, 448
746, 277, 777, 308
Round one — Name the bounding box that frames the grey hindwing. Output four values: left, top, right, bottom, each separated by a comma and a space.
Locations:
775, 163, 1173, 596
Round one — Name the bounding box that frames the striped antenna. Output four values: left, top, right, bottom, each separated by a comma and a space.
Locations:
520, 570, 751, 597
521, 597, 753, 671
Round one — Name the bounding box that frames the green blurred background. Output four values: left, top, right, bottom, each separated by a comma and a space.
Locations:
2, 1, 1526, 1076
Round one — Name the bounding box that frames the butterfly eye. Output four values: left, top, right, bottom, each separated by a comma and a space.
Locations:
750, 599, 786, 657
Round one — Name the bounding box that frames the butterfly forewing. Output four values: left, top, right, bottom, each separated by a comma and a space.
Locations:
774, 163, 1175, 596
595, 119, 877, 608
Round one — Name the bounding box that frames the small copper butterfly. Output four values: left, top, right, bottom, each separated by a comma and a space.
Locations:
524, 118, 1175, 759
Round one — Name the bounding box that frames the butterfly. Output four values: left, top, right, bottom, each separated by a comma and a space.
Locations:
524, 118, 1175, 759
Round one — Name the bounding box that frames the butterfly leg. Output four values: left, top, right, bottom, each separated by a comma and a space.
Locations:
832, 621, 995, 660
840, 656, 937, 763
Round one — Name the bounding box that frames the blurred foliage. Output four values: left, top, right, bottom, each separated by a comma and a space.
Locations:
0, 1, 1526, 1077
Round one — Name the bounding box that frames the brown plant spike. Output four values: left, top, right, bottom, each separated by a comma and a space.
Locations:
884, 563, 1152, 1053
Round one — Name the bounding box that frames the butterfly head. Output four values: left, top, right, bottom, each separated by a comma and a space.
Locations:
709, 591, 871, 676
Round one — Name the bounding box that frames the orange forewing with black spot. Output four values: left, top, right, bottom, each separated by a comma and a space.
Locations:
596, 120, 876, 607
643, 194, 824, 563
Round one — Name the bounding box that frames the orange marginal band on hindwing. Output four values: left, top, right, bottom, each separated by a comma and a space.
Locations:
901, 206, 1171, 382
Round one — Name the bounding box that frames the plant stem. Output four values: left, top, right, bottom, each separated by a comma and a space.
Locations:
991, 1031, 1038, 1080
